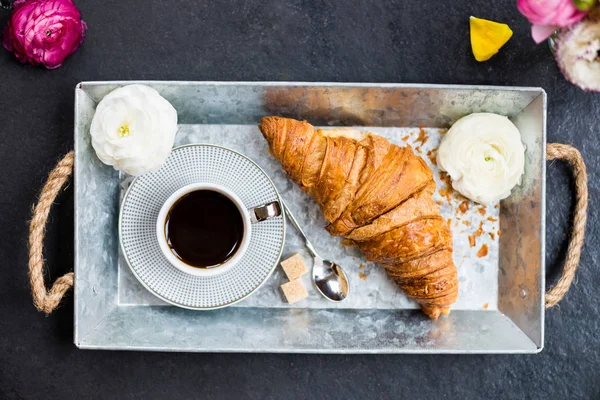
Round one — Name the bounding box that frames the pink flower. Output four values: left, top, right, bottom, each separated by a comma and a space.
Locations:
2, 0, 87, 69
517, 0, 587, 43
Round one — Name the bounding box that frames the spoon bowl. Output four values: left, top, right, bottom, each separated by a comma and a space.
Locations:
312, 258, 349, 302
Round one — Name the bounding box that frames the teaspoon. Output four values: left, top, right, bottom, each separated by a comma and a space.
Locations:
280, 200, 349, 302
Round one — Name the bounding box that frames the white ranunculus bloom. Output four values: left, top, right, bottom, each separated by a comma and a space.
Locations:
436, 113, 525, 204
90, 84, 178, 176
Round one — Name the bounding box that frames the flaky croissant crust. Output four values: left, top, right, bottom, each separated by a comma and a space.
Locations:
260, 116, 458, 319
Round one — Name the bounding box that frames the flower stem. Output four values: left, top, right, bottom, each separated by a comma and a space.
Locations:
548, 30, 560, 54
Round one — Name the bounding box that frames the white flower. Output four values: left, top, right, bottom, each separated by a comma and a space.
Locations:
555, 11, 600, 92
90, 84, 178, 176
436, 113, 525, 204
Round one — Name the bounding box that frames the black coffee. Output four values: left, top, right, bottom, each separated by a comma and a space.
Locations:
164, 190, 244, 268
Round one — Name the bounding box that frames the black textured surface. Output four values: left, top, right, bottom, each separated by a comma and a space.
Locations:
0, 1, 599, 399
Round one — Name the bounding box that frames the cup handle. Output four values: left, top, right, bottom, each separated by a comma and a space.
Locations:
249, 201, 282, 223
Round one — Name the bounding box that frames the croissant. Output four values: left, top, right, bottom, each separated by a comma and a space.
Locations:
259, 116, 458, 318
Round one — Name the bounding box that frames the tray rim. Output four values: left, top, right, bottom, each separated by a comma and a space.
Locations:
76, 79, 547, 97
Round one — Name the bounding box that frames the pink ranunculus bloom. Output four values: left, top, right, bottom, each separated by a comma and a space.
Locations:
517, 0, 587, 43
2, 0, 87, 69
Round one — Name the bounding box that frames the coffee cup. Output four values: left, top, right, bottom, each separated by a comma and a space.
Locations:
156, 183, 281, 277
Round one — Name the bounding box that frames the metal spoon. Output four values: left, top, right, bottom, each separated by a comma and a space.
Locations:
280, 200, 349, 302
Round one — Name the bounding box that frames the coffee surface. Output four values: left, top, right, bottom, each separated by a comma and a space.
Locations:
165, 190, 244, 268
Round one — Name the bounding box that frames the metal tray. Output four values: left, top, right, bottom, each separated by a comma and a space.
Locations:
74, 81, 546, 353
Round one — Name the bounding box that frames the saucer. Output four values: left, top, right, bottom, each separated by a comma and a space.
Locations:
119, 144, 286, 309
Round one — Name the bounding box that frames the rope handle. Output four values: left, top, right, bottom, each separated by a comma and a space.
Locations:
544, 144, 588, 308
29, 151, 74, 314
28, 144, 588, 314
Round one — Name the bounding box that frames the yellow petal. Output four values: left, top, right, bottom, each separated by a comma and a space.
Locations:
470, 16, 513, 62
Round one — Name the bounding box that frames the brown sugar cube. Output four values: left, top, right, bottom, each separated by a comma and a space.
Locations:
280, 279, 308, 304
280, 253, 308, 280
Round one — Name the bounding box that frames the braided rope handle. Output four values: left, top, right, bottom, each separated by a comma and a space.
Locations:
29, 151, 74, 314
28, 145, 588, 314
544, 144, 588, 308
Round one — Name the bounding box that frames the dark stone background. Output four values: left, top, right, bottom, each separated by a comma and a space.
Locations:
0, 1, 598, 399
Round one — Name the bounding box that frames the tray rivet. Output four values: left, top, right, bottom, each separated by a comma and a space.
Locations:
520, 288, 528, 298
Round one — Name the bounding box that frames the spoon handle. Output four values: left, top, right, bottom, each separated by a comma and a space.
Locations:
279, 199, 319, 258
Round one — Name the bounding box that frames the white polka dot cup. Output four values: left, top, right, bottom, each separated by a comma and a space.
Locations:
156, 182, 281, 277
119, 144, 286, 309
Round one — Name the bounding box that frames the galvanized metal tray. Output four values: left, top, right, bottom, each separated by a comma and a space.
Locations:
74, 81, 545, 353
